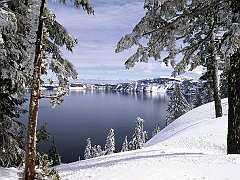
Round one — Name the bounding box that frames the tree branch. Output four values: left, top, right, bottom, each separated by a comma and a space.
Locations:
142, 0, 225, 36
39, 91, 66, 99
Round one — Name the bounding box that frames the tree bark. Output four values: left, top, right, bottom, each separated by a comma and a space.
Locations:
227, 50, 240, 154
227, 0, 240, 154
24, 0, 45, 179
211, 60, 222, 118
210, 36, 222, 118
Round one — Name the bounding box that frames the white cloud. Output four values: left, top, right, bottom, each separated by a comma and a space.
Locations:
47, 0, 202, 81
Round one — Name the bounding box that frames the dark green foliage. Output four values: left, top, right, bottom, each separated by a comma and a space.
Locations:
152, 123, 161, 137
220, 62, 230, 98
192, 89, 204, 108
201, 84, 214, 104
166, 84, 190, 125
48, 144, 61, 167
36, 123, 51, 145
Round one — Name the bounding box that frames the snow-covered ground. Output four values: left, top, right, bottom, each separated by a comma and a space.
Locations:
2, 99, 240, 180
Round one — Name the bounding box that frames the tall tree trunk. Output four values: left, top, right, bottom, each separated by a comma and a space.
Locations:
210, 36, 222, 118
24, 0, 45, 179
227, 0, 240, 154
227, 50, 240, 154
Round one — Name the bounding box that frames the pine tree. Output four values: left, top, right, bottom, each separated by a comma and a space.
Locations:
22, 1, 94, 178
91, 145, 98, 158
48, 136, 61, 167
48, 145, 61, 167
220, 58, 230, 98
132, 117, 147, 150
0, 0, 94, 175
115, 0, 240, 154
0, 2, 28, 168
152, 123, 161, 137
192, 89, 204, 108
198, 35, 222, 117
143, 130, 148, 143
96, 145, 103, 157
84, 138, 92, 160
105, 129, 115, 155
166, 84, 190, 125
201, 84, 214, 104
128, 141, 134, 151
121, 135, 129, 152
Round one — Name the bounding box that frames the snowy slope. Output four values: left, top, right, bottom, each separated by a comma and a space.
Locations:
2, 99, 240, 180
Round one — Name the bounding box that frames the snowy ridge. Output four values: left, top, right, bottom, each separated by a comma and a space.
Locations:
2, 99, 240, 180
145, 100, 228, 154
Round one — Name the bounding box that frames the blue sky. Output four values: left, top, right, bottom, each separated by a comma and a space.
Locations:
48, 0, 202, 81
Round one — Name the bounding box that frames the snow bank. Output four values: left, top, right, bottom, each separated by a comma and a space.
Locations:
0, 167, 19, 180
145, 99, 228, 154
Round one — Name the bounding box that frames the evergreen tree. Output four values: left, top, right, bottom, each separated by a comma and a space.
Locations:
91, 145, 98, 158
48, 144, 61, 167
0, 2, 28, 168
198, 36, 222, 117
132, 117, 147, 150
121, 135, 129, 152
96, 145, 103, 157
143, 130, 148, 143
48, 136, 61, 167
21, 0, 94, 178
105, 129, 115, 155
115, 0, 240, 154
192, 89, 204, 108
201, 84, 214, 104
84, 138, 92, 160
128, 141, 134, 151
152, 123, 161, 137
166, 84, 190, 125
36, 123, 51, 147
220, 58, 230, 98
0, 0, 94, 176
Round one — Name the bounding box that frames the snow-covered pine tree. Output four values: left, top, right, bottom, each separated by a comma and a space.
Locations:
22, 1, 94, 178
115, 0, 240, 154
128, 141, 134, 151
132, 117, 146, 150
198, 34, 222, 116
0, 2, 29, 168
192, 89, 204, 108
152, 123, 161, 137
166, 84, 190, 125
84, 138, 92, 160
91, 145, 98, 158
121, 135, 129, 152
1, 0, 94, 177
220, 58, 230, 98
143, 130, 148, 143
36, 123, 51, 146
96, 145, 103, 157
105, 129, 115, 155
201, 84, 214, 104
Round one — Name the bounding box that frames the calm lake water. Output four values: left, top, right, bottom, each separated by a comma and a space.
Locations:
21, 90, 170, 163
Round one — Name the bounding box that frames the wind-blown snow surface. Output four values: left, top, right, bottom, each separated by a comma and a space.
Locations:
2, 99, 240, 179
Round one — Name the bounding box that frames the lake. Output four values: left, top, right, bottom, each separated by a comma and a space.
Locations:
20, 90, 170, 163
